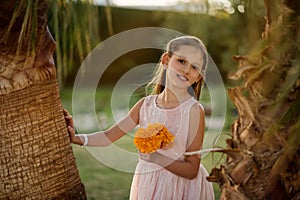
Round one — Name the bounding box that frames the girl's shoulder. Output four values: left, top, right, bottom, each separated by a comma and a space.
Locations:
144, 94, 157, 100
136, 95, 156, 109
189, 98, 205, 117
142, 94, 157, 105
130, 97, 146, 113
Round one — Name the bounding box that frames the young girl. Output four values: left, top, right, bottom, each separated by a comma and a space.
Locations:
65, 35, 215, 199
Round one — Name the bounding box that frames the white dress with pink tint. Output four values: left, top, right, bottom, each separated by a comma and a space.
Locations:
130, 95, 215, 200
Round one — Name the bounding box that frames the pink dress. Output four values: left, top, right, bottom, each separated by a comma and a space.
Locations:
130, 95, 215, 200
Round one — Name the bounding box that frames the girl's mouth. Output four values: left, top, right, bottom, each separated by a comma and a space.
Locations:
177, 74, 188, 81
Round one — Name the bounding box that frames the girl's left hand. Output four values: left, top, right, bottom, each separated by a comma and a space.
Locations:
139, 152, 165, 165
138, 151, 175, 169
139, 152, 159, 163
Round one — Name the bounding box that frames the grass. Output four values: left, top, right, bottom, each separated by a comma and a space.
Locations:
73, 145, 132, 200
60, 86, 231, 199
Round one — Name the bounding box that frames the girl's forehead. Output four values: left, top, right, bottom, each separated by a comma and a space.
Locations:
172, 45, 203, 67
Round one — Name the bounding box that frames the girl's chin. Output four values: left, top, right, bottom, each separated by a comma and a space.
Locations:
167, 74, 191, 89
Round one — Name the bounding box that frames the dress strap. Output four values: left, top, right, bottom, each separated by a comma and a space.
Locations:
183, 97, 201, 111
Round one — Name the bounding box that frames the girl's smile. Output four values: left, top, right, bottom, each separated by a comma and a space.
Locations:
176, 73, 188, 82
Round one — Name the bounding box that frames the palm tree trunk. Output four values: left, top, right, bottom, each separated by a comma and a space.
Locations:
208, 1, 300, 200
0, 0, 86, 199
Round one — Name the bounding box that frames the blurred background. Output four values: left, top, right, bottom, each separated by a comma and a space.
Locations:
47, 0, 266, 199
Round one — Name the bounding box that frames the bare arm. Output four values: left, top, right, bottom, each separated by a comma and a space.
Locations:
140, 103, 205, 179
64, 98, 144, 146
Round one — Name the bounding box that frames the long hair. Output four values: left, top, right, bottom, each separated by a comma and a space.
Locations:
146, 36, 208, 101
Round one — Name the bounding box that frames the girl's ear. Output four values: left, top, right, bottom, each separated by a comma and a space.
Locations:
161, 53, 170, 66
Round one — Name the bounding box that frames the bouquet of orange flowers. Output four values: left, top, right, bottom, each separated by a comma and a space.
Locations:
133, 123, 175, 153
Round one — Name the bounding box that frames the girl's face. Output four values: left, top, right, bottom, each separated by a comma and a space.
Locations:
163, 45, 203, 89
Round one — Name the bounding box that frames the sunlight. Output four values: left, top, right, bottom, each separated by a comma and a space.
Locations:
110, 0, 233, 7
93, 0, 236, 14
112, 0, 179, 7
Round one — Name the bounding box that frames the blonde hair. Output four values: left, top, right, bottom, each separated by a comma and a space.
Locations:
146, 35, 208, 101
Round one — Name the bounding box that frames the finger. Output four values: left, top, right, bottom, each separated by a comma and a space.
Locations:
67, 126, 75, 134
138, 152, 144, 156
63, 108, 69, 115
139, 153, 149, 160
65, 115, 73, 120
64, 115, 74, 126
67, 126, 76, 138
68, 125, 74, 131
138, 152, 144, 158
64, 117, 72, 127
69, 117, 74, 127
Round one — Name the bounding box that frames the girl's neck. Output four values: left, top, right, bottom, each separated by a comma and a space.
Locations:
157, 89, 191, 108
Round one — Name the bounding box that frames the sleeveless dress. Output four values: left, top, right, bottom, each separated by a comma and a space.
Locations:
130, 95, 215, 200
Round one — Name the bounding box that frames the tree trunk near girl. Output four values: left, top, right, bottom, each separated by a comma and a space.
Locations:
209, 1, 300, 199
0, 0, 86, 199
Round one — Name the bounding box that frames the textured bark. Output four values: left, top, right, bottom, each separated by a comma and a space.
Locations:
0, 0, 86, 199
208, 1, 300, 200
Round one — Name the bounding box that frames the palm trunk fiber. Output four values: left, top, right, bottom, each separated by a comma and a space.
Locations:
0, 81, 86, 199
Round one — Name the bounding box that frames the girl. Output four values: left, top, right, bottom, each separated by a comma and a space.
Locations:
65, 35, 215, 199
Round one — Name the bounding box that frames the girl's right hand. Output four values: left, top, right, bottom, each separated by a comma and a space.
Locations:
63, 108, 76, 143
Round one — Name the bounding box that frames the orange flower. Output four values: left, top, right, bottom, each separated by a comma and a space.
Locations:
133, 123, 175, 153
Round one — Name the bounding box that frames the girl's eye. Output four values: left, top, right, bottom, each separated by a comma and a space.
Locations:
178, 59, 185, 64
192, 65, 197, 70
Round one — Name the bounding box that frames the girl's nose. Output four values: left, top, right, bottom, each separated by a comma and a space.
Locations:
182, 64, 191, 74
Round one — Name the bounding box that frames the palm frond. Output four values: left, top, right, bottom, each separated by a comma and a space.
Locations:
47, 0, 101, 85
